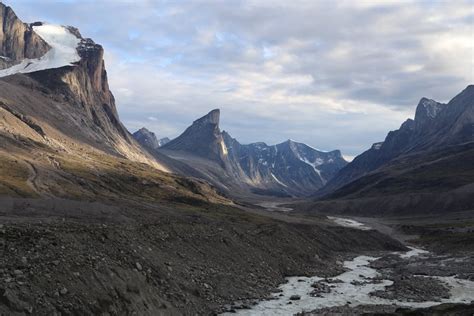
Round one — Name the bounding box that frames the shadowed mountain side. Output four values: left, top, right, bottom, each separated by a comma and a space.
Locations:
297, 85, 474, 216
317, 85, 474, 198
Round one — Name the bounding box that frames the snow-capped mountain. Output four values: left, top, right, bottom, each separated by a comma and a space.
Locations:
153, 109, 347, 197
0, 2, 229, 204
0, 2, 174, 172
0, 23, 81, 77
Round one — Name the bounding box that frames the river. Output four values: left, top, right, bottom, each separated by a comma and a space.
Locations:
222, 218, 474, 315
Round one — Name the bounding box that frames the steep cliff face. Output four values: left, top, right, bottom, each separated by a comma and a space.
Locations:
133, 128, 170, 150
0, 3, 50, 68
0, 5, 172, 172
162, 109, 228, 163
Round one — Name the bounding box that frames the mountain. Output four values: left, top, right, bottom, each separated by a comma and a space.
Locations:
318, 86, 473, 197
132, 128, 169, 150
303, 85, 474, 215
162, 109, 227, 162
154, 109, 347, 197
0, 3, 228, 205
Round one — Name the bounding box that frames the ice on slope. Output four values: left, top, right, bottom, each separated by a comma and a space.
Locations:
271, 173, 288, 187
328, 216, 371, 230
0, 24, 80, 78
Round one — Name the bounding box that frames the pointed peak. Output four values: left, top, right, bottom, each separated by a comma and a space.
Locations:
400, 118, 415, 130
133, 127, 161, 150
464, 84, 474, 92
193, 109, 220, 126
134, 127, 154, 136
455, 85, 474, 99
281, 139, 298, 146
415, 98, 445, 121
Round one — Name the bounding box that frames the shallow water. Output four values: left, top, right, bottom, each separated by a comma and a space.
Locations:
223, 219, 474, 315
327, 216, 371, 230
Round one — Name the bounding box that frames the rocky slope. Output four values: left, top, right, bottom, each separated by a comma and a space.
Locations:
0, 3, 51, 69
152, 109, 347, 197
302, 86, 474, 215
318, 86, 473, 197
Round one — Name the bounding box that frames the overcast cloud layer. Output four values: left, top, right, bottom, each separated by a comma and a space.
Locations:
6, 0, 473, 159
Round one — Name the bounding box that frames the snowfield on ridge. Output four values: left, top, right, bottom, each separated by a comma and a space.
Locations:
0, 23, 80, 78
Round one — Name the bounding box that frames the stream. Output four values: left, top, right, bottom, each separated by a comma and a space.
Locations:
222, 217, 474, 315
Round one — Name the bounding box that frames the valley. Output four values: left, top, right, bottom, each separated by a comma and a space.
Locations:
0, 1, 472, 315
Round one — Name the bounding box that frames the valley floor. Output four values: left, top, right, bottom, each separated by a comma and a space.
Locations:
231, 206, 474, 315
0, 197, 403, 315
1, 194, 473, 315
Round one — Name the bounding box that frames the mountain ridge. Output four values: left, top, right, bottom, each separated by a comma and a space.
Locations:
139, 109, 347, 197
300, 85, 474, 216
316, 85, 474, 198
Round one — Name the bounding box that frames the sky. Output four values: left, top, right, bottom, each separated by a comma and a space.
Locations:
5, 0, 474, 160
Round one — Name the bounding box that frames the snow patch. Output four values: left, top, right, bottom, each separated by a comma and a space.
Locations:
398, 246, 430, 259
421, 99, 444, 119
328, 216, 371, 230
294, 151, 325, 179
0, 24, 81, 78
271, 173, 287, 187
372, 142, 383, 150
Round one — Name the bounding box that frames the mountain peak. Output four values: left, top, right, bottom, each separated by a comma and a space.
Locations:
133, 128, 170, 150
162, 109, 226, 162
193, 109, 220, 126
415, 97, 445, 121
133, 128, 160, 150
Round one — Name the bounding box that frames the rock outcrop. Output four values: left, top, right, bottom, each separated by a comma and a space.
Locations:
133, 128, 169, 150
0, 3, 50, 68
162, 109, 228, 163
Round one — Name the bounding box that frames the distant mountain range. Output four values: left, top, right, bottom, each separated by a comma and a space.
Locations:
134, 109, 347, 197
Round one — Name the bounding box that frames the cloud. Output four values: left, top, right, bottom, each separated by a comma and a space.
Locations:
5, 0, 473, 156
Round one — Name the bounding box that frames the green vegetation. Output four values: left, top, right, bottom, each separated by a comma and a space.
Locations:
0, 154, 37, 197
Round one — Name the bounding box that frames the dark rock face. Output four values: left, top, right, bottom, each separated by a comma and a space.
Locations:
160, 109, 347, 197
162, 109, 228, 163
133, 128, 169, 150
0, 4, 163, 169
318, 85, 474, 197
0, 3, 50, 68
26, 30, 133, 148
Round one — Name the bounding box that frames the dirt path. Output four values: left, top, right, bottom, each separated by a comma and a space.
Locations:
25, 160, 41, 195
